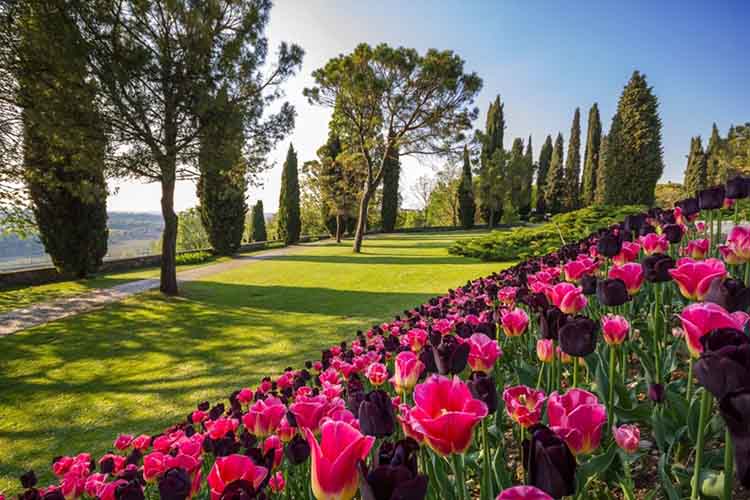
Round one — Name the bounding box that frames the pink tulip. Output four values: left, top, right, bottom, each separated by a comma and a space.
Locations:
207, 454, 268, 500
365, 362, 389, 386
548, 388, 607, 455
466, 333, 502, 373
608, 263, 645, 295
397, 404, 424, 443
536, 339, 554, 363
83, 474, 107, 498
498, 286, 518, 304
503, 385, 546, 429
242, 396, 287, 438
97, 480, 129, 500
502, 308, 529, 337
131, 434, 151, 451
683, 239, 710, 259
613, 241, 641, 265
640, 233, 669, 255
613, 424, 640, 454
269, 471, 286, 493
205, 417, 239, 440
721, 225, 750, 262
668, 257, 727, 301
390, 351, 425, 393
277, 416, 296, 442
562, 257, 598, 282
304, 420, 374, 500
290, 395, 331, 433
601, 314, 629, 345
545, 282, 587, 314
406, 328, 428, 352
496, 486, 553, 500
719, 244, 744, 265
409, 375, 488, 456
113, 434, 133, 450
263, 435, 283, 469
679, 302, 749, 357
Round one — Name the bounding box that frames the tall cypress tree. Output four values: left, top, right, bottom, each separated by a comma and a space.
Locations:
683, 136, 707, 196
705, 123, 722, 184
562, 108, 581, 211
380, 144, 400, 232
544, 133, 565, 214
535, 135, 553, 214
594, 133, 611, 205
581, 103, 602, 206
198, 91, 247, 255
19, 1, 108, 277
277, 143, 301, 244
519, 136, 534, 217
605, 71, 664, 205
506, 137, 526, 218
479, 95, 505, 226
251, 200, 267, 242
457, 145, 476, 229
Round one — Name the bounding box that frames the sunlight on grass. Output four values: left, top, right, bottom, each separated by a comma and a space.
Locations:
0, 231, 510, 492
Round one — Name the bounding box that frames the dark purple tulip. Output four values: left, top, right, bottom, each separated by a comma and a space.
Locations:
522, 424, 577, 498
676, 197, 700, 217
219, 480, 259, 500
115, 480, 145, 500
158, 468, 191, 500
698, 186, 726, 210
658, 210, 676, 226
695, 337, 750, 401
19, 490, 40, 500
623, 213, 648, 233
284, 434, 310, 465
419, 346, 438, 374
467, 371, 498, 413
432, 335, 469, 375
596, 278, 629, 307
700, 327, 750, 353
360, 464, 428, 500
648, 383, 666, 403
359, 390, 395, 437
378, 438, 420, 475
580, 275, 598, 296
558, 316, 598, 357
41, 490, 64, 500
540, 307, 569, 341
726, 176, 750, 200
638, 224, 656, 237
197, 401, 210, 411
20, 471, 37, 489
662, 224, 683, 244
597, 231, 622, 258
704, 277, 750, 313
718, 390, 750, 487
642, 254, 675, 283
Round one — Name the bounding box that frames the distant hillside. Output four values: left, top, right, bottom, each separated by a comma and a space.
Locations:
0, 212, 165, 267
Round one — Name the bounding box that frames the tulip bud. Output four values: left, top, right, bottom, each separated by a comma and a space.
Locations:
726, 176, 750, 200
647, 383, 665, 403
536, 339, 554, 363
601, 314, 629, 345
698, 186, 726, 210
596, 278, 629, 307
662, 224, 684, 244
284, 434, 310, 465
558, 316, 598, 357
642, 254, 675, 283
676, 197, 699, 217
522, 425, 576, 498
359, 390, 396, 438
613, 424, 640, 454
704, 277, 750, 313
597, 232, 622, 258
468, 372, 499, 413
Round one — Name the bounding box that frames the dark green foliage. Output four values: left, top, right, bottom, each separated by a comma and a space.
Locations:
706, 123, 722, 184
18, 1, 108, 278
198, 95, 247, 256
594, 134, 611, 205
457, 146, 476, 229
479, 95, 505, 226
506, 137, 526, 220
544, 133, 565, 214
562, 107, 581, 211
535, 135, 553, 214
175, 251, 212, 266
277, 143, 301, 244
251, 200, 267, 242
682, 136, 707, 196
581, 103, 601, 206
602, 71, 664, 205
380, 146, 400, 232
519, 136, 534, 217
449, 204, 644, 261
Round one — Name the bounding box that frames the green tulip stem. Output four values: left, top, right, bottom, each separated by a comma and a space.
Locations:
608, 345, 616, 429
451, 453, 468, 500
535, 363, 545, 390
735, 201, 740, 225
481, 417, 493, 500
744, 262, 750, 285
686, 360, 694, 403
724, 427, 734, 500
691, 389, 712, 500
572, 357, 578, 388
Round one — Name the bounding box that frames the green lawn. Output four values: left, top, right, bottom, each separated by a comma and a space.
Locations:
0, 231, 510, 493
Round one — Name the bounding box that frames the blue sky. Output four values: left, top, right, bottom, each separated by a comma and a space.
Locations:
108, 0, 750, 212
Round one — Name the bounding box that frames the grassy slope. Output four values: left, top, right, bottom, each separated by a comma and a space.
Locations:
0, 231, 509, 492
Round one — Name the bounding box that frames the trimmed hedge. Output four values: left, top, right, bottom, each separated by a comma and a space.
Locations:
448, 205, 644, 261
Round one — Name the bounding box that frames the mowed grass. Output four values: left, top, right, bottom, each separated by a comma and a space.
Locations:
0, 231, 510, 492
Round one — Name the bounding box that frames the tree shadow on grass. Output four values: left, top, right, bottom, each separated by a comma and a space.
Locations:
0, 282, 437, 490
266, 254, 469, 266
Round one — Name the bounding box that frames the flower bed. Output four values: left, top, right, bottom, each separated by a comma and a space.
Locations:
5, 179, 750, 500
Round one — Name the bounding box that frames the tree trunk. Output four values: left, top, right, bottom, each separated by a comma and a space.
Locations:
335, 214, 342, 243
160, 165, 179, 295
489, 206, 495, 229
353, 188, 372, 253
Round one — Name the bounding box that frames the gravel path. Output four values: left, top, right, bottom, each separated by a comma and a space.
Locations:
0, 243, 312, 336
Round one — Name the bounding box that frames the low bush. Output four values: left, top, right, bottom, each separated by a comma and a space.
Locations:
449, 205, 644, 260
174, 250, 213, 266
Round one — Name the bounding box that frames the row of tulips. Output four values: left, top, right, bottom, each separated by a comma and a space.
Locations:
6, 176, 750, 500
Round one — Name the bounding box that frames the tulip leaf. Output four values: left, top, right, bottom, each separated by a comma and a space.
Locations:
516, 360, 536, 387
687, 389, 702, 442
576, 442, 616, 488
593, 353, 609, 404
614, 402, 651, 423
658, 453, 681, 500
